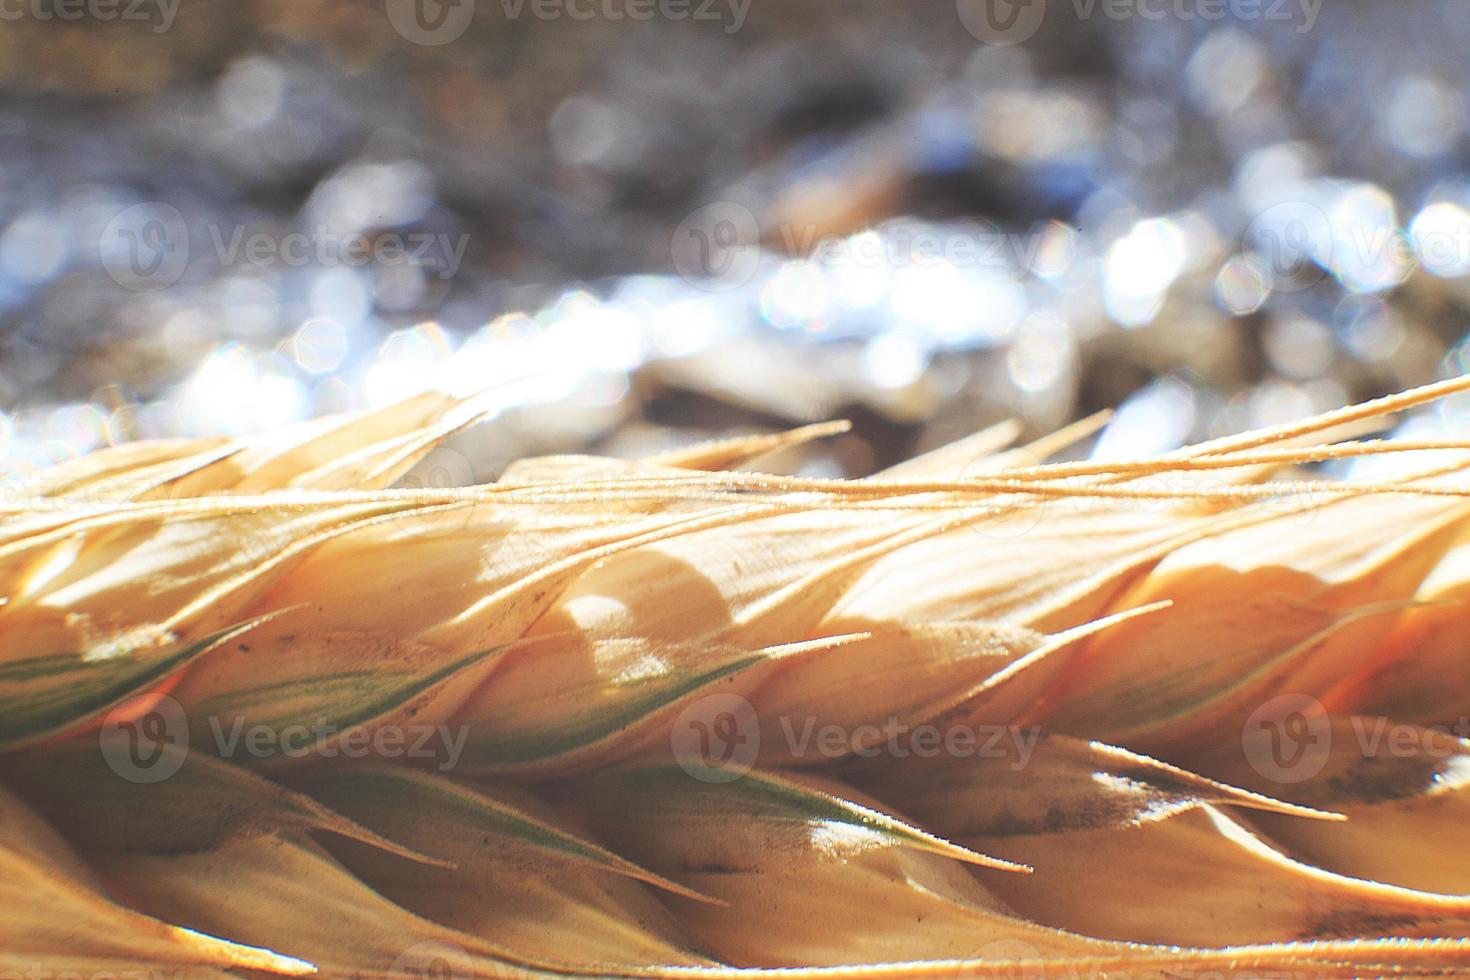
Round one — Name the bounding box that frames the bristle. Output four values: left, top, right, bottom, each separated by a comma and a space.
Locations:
7, 384, 1470, 977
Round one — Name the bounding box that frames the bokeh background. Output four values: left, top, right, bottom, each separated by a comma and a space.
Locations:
3, 0, 1469, 480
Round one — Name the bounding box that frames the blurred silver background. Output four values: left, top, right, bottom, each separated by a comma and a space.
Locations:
3, 0, 1470, 480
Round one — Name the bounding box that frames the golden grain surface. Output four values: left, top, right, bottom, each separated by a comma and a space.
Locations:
6, 381, 1470, 978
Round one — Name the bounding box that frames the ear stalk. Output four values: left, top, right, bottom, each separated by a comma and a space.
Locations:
5, 381, 1470, 976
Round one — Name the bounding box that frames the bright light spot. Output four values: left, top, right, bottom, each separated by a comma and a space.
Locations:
889, 263, 1025, 347
1186, 30, 1267, 117
1234, 142, 1319, 214
179, 344, 309, 435
180, 345, 257, 435
307, 160, 434, 232
1379, 76, 1464, 160
1028, 221, 1078, 280
610, 652, 672, 686
1214, 254, 1271, 315
221, 275, 279, 337
218, 55, 285, 130
1103, 217, 1186, 327
309, 267, 372, 327
439, 311, 582, 407
291, 318, 350, 375
1249, 379, 1316, 429
1326, 183, 1412, 294
1410, 202, 1470, 279
1336, 298, 1403, 363
761, 261, 833, 331
824, 231, 891, 310
43, 404, 109, 456
548, 96, 623, 167
543, 291, 646, 373
1092, 378, 1196, 460
84, 626, 179, 664
1349, 412, 1450, 482
647, 295, 739, 357
254, 372, 311, 429
20, 536, 83, 599
807, 820, 887, 858
1006, 317, 1074, 395
1263, 315, 1335, 380
365, 323, 450, 407
0, 210, 68, 285
1430, 754, 1470, 794
862, 333, 928, 389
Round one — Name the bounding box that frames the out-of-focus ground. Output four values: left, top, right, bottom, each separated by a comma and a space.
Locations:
2, 0, 1470, 480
